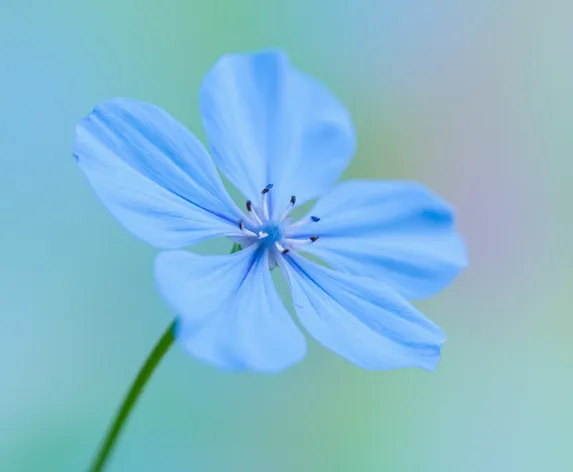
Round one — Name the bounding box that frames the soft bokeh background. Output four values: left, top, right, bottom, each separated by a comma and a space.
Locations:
1, 1, 571, 471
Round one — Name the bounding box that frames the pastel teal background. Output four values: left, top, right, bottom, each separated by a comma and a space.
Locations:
1, 1, 571, 471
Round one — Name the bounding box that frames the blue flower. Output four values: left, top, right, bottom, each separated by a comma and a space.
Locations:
74, 50, 467, 373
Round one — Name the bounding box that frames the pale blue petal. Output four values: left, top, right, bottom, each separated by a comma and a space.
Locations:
291, 180, 467, 299
155, 246, 306, 373
74, 98, 243, 248
200, 50, 355, 216
281, 254, 446, 371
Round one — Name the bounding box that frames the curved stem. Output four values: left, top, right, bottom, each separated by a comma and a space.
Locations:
88, 320, 175, 472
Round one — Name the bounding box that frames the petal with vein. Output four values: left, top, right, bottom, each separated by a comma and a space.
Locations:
74, 98, 243, 248
200, 50, 355, 216
291, 180, 468, 299
281, 254, 446, 371
155, 246, 306, 373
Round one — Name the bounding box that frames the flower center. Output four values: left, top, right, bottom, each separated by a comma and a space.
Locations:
237, 184, 321, 256
259, 220, 284, 248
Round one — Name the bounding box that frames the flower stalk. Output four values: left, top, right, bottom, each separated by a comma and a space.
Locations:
87, 320, 175, 472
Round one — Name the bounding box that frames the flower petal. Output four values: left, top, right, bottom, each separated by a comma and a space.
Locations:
200, 50, 355, 216
74, 98, 243, 248
290, 180, 467, 299
281, 254, 446, 371
155, 246, 306, 373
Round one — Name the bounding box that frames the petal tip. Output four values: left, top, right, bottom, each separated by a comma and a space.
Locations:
176, 335, 307, 375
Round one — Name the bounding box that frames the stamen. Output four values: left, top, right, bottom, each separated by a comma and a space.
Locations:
283, 236, 320, 246
246, 199, 263, 225
279, 195, 297, 222
260, 184, 273, 220
239, 220, 258, 238
275, 242, 289, 254
288, 215, 321, 231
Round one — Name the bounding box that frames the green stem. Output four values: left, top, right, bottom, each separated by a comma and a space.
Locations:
88, 320, 175, 472
88, 244, 239, 471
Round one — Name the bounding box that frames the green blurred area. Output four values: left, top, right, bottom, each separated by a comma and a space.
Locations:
1, 1, 571, 471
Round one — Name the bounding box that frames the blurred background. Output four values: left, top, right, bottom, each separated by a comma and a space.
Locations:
1, 1, 571, 471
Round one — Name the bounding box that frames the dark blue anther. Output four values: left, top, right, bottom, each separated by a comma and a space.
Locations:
262, 184, 274, 194
311, 216, 321, 222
